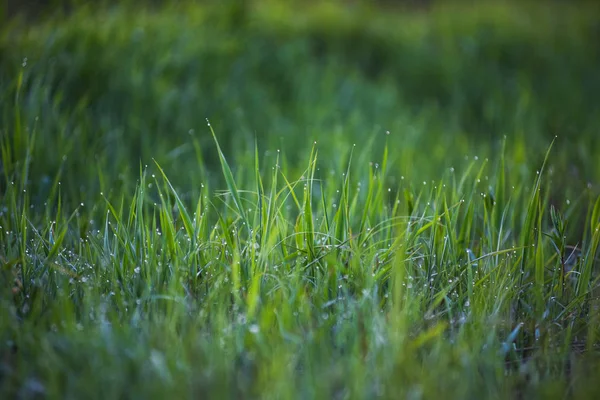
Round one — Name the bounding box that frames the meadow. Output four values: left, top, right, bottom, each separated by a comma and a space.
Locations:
1, 1, 600, 398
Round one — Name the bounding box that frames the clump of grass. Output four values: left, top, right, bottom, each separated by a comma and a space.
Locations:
2, 121, 599, 398
1, 1, 600, 399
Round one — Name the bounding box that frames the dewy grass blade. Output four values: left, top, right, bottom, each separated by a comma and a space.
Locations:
303, 144, 317, 261
208, 120, 250, 232
519, 138, 555, 284
331, 145, 353, 247
255, 139, 265, 237
153, 160, 195, 243
578, 196, 600, 298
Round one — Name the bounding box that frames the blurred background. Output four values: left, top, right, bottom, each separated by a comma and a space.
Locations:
2, 0, 600, 207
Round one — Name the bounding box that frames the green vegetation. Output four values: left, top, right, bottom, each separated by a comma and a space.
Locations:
2, 1, 600, 398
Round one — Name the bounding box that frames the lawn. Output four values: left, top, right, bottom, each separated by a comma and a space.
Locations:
1, 1, 600, 398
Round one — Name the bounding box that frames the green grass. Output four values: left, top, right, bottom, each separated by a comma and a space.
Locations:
2, 1, 600, 398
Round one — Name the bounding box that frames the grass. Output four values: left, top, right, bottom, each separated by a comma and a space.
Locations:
1, 1, 600, 398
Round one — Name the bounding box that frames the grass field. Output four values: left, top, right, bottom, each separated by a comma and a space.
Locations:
2, 1, 600, 398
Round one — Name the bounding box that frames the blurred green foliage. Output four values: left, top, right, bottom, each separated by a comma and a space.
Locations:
2, 1, 599, 200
